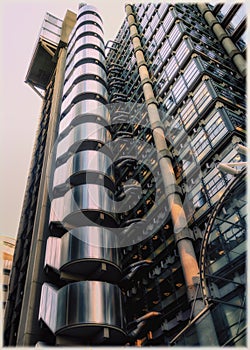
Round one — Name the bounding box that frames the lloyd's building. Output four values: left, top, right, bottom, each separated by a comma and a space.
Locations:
4, 2, 247, 347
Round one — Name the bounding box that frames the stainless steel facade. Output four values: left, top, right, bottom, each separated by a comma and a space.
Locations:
4, 2, 246, 347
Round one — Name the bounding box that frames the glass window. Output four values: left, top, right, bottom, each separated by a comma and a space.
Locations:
165, 56, 178, 81
141, 16, 148, 31
220, 4, 233, 16
175, 40, 191, 65
158, 3, 169, 19
163, 91, 176, 113
205, 111, 227, 146
179, 100, 198, 130
189, 184, 207, 209
159, 39, 172, 61
169, 24, 181, 47
183, 59, 200, 87
172, 76, 187, 103
191, 129, 211, 161
155, 25, 166, 44
204, 169, 226, 199
147, 38, 158, 57
150, 12, 160, 32
163, 11, 175, 33
236, 32, 246, 51
193, 82, 213, 114
146, 4, 155, 19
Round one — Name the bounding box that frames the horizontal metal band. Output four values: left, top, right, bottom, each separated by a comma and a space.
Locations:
165, 184, 183, 198
157, 149, 172, 161
175, 227, 194, 242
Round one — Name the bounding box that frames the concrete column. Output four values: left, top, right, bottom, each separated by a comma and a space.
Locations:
16, 11, 76, 346
17, 45, 67, 346
197, 3, 246, 77
125, 4, 219, 345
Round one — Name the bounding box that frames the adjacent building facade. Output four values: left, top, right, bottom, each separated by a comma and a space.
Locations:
4, 3, 246, 347
0, 236, 15, 311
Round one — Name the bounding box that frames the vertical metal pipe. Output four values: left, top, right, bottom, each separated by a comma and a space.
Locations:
125, 4, 219, 345
197, 3, 246, 77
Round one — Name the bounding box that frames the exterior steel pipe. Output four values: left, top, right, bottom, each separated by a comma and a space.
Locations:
197, 4, 246, 77
125, 4, 218, 345
59, 100, 111, 136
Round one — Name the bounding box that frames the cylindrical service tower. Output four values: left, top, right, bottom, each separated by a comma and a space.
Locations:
39, 5, 126, 345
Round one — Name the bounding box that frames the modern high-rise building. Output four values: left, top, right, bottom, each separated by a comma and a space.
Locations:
0, 236, 15, 310
4, 2, 246, 347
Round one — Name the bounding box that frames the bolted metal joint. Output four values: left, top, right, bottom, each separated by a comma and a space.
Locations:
157, 149, 172, 161
165, 184, 183, 198
146, 97, 158, 106
151, 120, 164, 131
175, 227, 194, 243
134, 45, 143, 54
137, 60, 148, 69
131, 32, 141, 40
141, 77, 152, 86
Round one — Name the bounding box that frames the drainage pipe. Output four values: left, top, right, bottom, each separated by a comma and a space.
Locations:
125, 4, 219, 345
197, 3, 246, 77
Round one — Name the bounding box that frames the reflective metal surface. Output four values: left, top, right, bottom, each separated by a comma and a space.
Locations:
59, 100, 110, 136
60, 228, 121, 281
39, 283, 58, 333
53, 150, 114, 188
78, 4, 101, 17
39, 281, 126, 343
68, 25, 104, 54
61, 80, 108, 115
57, 123, 111, 160
44, 237, 61, 271
63, 63, 106, 98
77, 13, 103, 28
65, 50, 105, 83
68, 20, 103, 52
43, 229, 121, 282
50, 184, 116, 227
68, 35, 104, 57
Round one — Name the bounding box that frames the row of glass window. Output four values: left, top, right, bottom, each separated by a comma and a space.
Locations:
187, 146, 244, 213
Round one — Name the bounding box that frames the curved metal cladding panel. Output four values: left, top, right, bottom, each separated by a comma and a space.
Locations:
44, 237, 61, 271
59, 228, 121, 281
63, 62, 106, 97
39, 281, 126, 344
57, 281, 126, 343
39, 283, 58, 334
59, 101, 110, 136
78, 4, 102, 18
53, 150, 115, 189
61, 79, 108, 116
43, 229, 121, 282
64, 48, 106, 83
57, 122, 111, 161
49, 184, 117, 228
66, 35, 104, 65
68, 24, 104, 53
